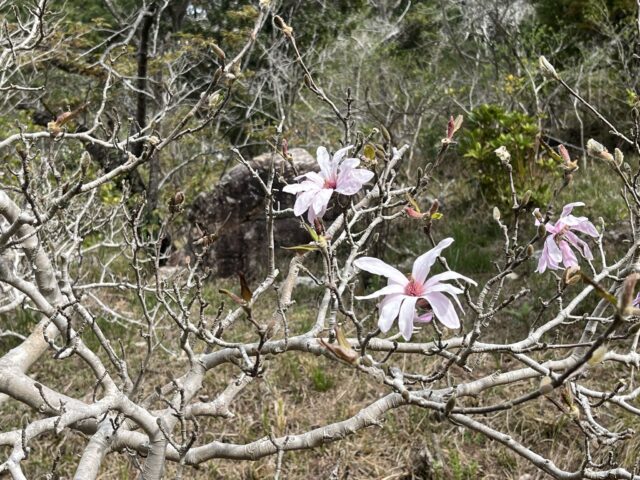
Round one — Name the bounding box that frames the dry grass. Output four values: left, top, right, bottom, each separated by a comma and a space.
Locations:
2, 283, 639, 480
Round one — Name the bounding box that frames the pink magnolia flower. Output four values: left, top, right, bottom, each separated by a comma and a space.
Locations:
283, 146, 374, 222
354, 238, 477, 340
534, 202, 598, 274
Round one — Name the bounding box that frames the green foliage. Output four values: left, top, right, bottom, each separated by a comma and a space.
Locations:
448, 449, 479, 480
310, 366, 334, 392
443, 220, 498, 274
533, 0, 635, 35
459, 104, 556, 207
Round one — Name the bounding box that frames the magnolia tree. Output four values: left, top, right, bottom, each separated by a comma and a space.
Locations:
2, 1, 640, 479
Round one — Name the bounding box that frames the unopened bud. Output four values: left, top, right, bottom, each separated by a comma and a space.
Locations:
148, 135, 160, 146
562, 266, 581, 286
621, 272, 640, 315
313, 217, 325, 236
494, 146, 511, 164
526, 244, 534, 257
539, 376, 553, 394
588, 345, 607, 366
533, 208, 544, 222
303, 74, 312, 90
211, 43, 226, 61
614, 148, 624, 167
521, 190, 532, 206
173, 191, 185, 206
587, 139, 613, 162
492, 206, 501, 222
538, 223, 547, 238
444, 395, 456, 415
586, 138, 605, 155
273, 15, 293, 36
208, 90, 223, 109
569, 405, 580, 419
428, 199, 440, 217
381, 125, 391, 143
212, 67, 223, 84
360, 354, 374, 367
539, 56, 559, 79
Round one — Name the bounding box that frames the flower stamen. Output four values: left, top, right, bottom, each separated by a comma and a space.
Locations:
404, 277, 424, 297
323, 177, 337, 189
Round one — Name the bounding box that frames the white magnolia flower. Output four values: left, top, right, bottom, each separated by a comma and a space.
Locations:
283, 146, 374, 222
354, 238, 477, 340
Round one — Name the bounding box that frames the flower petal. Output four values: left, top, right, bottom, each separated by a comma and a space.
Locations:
559, 239, 578, 267
564, 231, 593, 260
424, 292, 460, 329
356, 284, 405, 300
283, 179, 317, 194
536, 235, 562, 273
565, 218, 598, 237
423, 284, 464, 312
335, 169, 374, 195
311, 188, 333, 218
349, 168, 375, 183
398, 296, 418, 340
354, 257, 407, 285
339, 157, 360, 170
334, 178, 363, 196
414, 312, 433, 324
332, 145, 353, 165
298, 171, 325, 186
378, 294, 404, 333
293, 190, 316, 217
412, 238, 454, 285
561, 202, 585, 218
424, 271, 477, 288
316, 146, 332, 178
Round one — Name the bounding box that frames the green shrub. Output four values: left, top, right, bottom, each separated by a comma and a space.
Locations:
459, 104, 557, 207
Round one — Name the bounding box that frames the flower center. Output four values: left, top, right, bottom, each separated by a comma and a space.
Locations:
555, 224, 570, 243
323, 176, 337, 189
404, 277, 424, 297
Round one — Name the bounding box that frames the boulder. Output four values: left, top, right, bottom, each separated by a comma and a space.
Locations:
188, 148, 319, 278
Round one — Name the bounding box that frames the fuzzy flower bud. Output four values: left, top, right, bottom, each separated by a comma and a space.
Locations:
211, 43, 226, 61
621, 272, 640, 316
539, 56, 559, 79
273, 15, 293, 36
587, 139, 613, 162
208, 91, 223, 109
428, 199, 440, 217
492, 206, 501, 222
494, 146, 511, 165
533, 209, 544, 223
614, 148, 624, 167
537, 223, 547, 238
588, 345, 607, 366
539, 376, 553, 394
562, 266, 581, 286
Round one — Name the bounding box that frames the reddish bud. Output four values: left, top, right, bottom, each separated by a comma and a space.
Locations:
405, 206, 425, 219
558, 144, 570, 163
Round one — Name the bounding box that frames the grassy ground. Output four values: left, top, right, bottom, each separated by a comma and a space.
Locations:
0, 160, 637, 479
